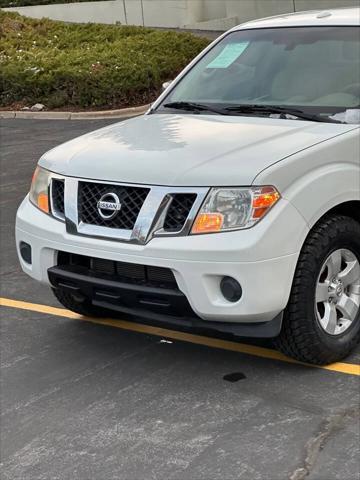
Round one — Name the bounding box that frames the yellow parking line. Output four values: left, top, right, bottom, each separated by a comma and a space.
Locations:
0, 296, 359, 376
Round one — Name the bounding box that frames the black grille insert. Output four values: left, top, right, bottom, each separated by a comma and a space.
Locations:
78, 182, 149, 230
57, 252, 178, 289
164, 194, 197, 232
51, 179, 65, 216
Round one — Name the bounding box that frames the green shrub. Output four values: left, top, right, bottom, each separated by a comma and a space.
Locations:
0, 11, 210, 108
0, 1, 106, 8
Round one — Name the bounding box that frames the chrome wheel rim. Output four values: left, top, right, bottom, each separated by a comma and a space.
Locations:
315, 249, 360, 336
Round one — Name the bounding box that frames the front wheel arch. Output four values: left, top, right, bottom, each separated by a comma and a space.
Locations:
315, 200, 360, 227
276, 213, 360, 365
280, 200, 360, 312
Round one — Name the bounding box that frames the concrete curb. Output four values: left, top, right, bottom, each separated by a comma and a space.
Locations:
0, 104, 150, 120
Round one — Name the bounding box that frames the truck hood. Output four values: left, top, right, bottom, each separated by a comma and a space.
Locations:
40, 114, 354, 186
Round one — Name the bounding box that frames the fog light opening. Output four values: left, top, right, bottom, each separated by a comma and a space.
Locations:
220, 276, 242, 303
20, 241, 32, 265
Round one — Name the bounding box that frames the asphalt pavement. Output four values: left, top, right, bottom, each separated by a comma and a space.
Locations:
0, 118, 359, 480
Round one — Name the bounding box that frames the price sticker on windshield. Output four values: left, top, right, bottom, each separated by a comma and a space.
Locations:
206, 42, 249, 69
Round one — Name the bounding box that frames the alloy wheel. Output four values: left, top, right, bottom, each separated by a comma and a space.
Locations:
315, 249, 360, 336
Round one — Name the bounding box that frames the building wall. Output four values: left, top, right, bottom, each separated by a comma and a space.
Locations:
4, 0, 358, 30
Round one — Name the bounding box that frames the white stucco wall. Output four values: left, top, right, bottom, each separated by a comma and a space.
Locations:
3, 0, 358, 30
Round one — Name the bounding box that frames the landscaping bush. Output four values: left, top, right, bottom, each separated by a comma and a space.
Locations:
1, 1, 109, 9
0, 11, 210, 109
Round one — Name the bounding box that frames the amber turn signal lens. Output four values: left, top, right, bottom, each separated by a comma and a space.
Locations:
252, 207, 268, 219
252, 189, 280, 209
252, 187, 280, 220
192, 212, 224, 234
37, 192, 49, 213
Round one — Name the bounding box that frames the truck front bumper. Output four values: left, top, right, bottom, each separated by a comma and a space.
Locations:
16, 196, 308, 336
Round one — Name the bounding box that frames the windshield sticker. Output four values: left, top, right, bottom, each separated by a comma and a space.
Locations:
206, 42, 249, 69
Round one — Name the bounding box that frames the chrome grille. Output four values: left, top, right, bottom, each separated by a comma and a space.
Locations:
78, 181, 149, 230
164, 194, 197, 232
53, 176, 208, 244
51, 179, 65, 219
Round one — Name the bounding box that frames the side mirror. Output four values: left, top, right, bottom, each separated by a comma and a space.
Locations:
162, 81, 173, 92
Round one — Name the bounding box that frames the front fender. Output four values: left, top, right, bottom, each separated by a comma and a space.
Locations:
254, 128, 360, 229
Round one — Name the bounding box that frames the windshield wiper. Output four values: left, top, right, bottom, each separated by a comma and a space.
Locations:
225, 104, 344, 124
163, 101, 228, 116
163, 102, 344, 123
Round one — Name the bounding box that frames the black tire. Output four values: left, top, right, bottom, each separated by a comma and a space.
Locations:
275, 214, 360, 365
52, 287, 105, 317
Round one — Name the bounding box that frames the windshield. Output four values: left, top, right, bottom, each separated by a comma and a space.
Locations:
157, 26, 360, 123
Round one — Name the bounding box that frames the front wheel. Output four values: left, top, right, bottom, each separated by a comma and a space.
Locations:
276, 214, 360, 365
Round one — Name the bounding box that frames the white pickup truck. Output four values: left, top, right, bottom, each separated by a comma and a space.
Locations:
16, 7, 360, 365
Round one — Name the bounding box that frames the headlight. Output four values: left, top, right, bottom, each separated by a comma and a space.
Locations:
29, 166, 51, 214
192, 186, 280, 234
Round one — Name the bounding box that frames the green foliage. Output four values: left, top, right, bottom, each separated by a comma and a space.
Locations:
1, 1, 106, 8
0, 11, 209, 108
